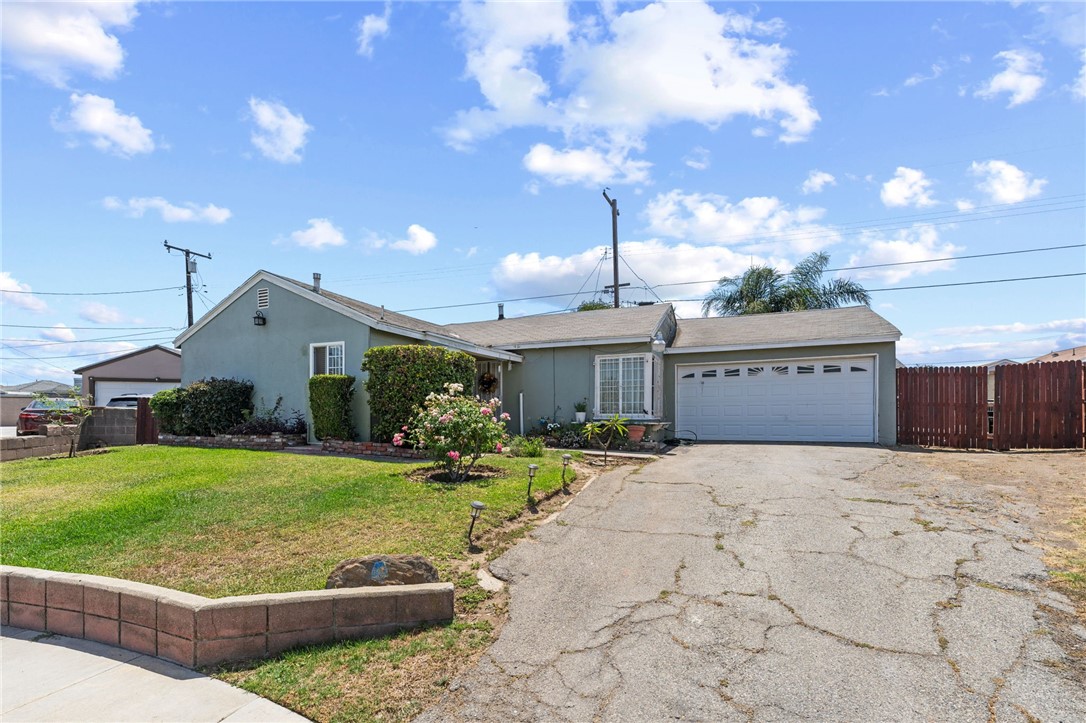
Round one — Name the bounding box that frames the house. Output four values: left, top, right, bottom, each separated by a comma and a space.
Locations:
1028, 345, 1085, 364
983, 359, 1019, 402
0, 380, 75, 426
74, 345, 182, 405
175, 270, 901, 445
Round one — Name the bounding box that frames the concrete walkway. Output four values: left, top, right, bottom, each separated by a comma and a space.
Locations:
421, 444, 1086, 722
1, 627, 308, 722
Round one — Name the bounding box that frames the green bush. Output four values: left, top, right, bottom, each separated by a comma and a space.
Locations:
149, 388, 183, 433
362, 345, 475, 441
308, 375, 356, 441
149, 378, 253, 436
509, 435, 545, 458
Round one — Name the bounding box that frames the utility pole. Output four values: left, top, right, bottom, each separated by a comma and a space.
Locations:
602, 189, 620, 308
163, 241, 212, 327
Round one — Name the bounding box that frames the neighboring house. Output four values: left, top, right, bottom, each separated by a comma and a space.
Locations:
74, 345, 182, 406
1028, 345, 1085, 364
983, 359, 1019, 402
176, 271, 901, 445
0, 380, 74, 426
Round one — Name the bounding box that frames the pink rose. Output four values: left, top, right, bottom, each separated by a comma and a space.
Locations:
447, 450, 461, 461
392, 433, 404, 447
500, 412, 511, 421
495, 442, 503, 453
401, 425, 409, 432
480, 407, 492, 416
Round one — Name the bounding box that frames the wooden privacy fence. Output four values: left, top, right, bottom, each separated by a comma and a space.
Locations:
897, 360, 1085, 450
136, 397, 159, 444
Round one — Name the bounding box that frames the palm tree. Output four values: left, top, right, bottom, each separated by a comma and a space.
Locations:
701, 252, 870, 317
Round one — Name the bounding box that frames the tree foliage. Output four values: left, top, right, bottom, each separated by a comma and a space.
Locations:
701, 252, 870, 317
576, 299, 613, 312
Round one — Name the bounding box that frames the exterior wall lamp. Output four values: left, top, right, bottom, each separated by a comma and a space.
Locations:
253, 311, 267, 326
651, 333, 666, 354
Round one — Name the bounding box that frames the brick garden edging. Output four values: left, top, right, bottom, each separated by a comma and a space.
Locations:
1, 565, 453, 668
159, 433, 308, 451
321, 440, 426, 459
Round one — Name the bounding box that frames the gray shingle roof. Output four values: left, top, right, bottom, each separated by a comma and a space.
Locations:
671, 306, 900, 350
273, 273, 455, 338
447, 304, 673, 348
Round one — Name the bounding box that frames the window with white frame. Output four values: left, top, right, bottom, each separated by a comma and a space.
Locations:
595, 353, 657, 418
310, 342, 345, 376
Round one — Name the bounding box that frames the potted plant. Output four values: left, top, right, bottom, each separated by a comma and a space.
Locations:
627, 423, 646, 443
574, 399, 588, 423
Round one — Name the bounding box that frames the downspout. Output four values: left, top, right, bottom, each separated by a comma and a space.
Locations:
519, 391, 525, 437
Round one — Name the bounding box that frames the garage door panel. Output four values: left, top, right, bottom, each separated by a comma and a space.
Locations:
676, 356, 876, 443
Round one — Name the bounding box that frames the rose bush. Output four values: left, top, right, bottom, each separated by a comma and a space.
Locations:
394, 382, 510, 482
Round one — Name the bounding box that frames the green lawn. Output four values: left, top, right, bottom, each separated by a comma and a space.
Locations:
1, 445, 578, 720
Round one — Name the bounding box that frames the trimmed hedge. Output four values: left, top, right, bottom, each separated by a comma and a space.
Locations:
362, 345, 475, 442
308, 374, 356, 441
149, 378, 254, 436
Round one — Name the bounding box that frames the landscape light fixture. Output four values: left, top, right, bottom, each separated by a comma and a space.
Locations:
468, 500, 486, 545
527, 463, 539, 504
253, 311, 267, 326
561, 454, 572, 488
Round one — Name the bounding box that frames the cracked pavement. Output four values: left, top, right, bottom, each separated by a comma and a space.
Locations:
420, 445, 1086, 722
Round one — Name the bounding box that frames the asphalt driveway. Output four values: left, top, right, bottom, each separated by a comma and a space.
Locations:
423, 444, 1086, 722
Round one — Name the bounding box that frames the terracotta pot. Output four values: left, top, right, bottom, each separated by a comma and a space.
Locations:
627, 425, 646, 443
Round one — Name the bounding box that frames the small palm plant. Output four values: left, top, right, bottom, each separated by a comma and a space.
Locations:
583, 415, 628, 464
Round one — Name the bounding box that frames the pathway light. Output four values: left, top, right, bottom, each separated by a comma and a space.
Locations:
468, 500, 486, 545
527, 463, 539, 504
561, 454, 572, 488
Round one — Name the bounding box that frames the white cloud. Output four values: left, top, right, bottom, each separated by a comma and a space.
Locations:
975, 49, 1045, 107
904, 61, 947, 87
522, 143, 651, 186
357, 3, 391, 57
935, 318, 1085, 337
969, 160, 1047, 205
847, 225, 963, 284
1072, 49, 1086, 100
0, 272, 48, 313
290, 218, 347, 250
79, 302, 125, 324
53, 93, 155, 157
103, 196, 231, 224
683, 146, 711, 171
955, 199, 975, 212
880, 167, 936, 208
801, 170, 836, 195
389, 224, 438, 255
449, 1, 818, 185
643, 190, 836, 255
41, 324, 77, 343
248, 98, 312, 163
0, 1, 138, 87
491, 238, 770, 317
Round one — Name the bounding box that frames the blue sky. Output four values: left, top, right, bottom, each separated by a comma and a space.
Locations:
2, 1, 1084, 385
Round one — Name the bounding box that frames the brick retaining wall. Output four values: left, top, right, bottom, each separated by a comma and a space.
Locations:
1, 565, 454, 668
321, 439, 426, 459
159, 433, 308, 451
0, 425, 81, 462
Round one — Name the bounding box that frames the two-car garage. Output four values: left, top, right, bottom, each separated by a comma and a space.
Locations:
665, 308, 901, 446
675, 356, 877, 443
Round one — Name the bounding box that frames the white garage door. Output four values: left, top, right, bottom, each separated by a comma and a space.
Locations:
675, 356, 876, 443
93, 380, 179, 405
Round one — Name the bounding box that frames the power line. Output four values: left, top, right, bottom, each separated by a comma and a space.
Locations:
2, 329, 181, 348
0, 345, 170, 361
1, 343, 81, 373
1, 285, 184, 296
0, 324, 178, 331
620, 254, 665, 304
653, 243, 1086, 289
564, 251, 609, 311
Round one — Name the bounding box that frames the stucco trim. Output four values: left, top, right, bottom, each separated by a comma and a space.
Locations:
173, 271, 522, 363
665, 335, 900, 355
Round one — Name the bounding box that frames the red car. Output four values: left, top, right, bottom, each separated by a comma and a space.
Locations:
16, 398, 83, 436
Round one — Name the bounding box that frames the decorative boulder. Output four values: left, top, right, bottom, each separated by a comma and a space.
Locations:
326, 555, 440, 588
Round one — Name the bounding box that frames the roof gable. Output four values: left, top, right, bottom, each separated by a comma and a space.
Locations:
73, 345, 181, 374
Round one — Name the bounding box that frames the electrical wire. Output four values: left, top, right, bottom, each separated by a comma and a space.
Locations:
1, 343, 83, 372
1, 285, 185, 296
1, 329, 182, 348
0, 324, 178, 330
620, 254, 666, 304
564, 251, 609, 311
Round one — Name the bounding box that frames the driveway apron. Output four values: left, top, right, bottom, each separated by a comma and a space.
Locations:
421, 444, 1086, 722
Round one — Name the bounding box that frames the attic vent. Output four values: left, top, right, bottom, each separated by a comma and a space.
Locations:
257, 288, 270, 309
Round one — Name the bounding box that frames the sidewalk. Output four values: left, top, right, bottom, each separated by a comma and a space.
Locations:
1, 627, 308, 722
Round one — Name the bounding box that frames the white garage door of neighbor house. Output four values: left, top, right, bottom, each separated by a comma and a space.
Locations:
93, 380, 179, 405
675, 356, 876, 443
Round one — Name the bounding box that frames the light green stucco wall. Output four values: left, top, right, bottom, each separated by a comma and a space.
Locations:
662, 342, 898, 445
179, 285, 414, 442
498, 342, 652, 434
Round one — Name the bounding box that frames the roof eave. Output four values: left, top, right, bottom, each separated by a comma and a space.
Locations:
665, 334, 901, 355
